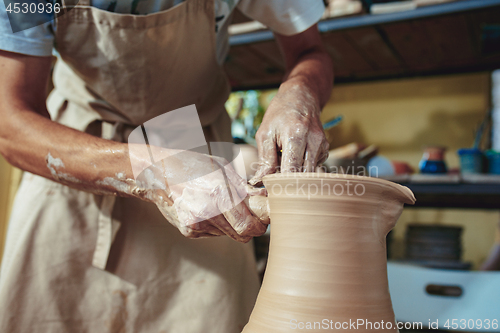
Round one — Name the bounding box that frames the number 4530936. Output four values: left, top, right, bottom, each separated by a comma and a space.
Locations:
444, 319, 499, 330
6, 2, 61, 14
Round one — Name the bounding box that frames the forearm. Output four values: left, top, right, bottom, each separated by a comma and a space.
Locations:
0, 51, 147, 198
280, 48, 333, 111
0, 106, 142, 198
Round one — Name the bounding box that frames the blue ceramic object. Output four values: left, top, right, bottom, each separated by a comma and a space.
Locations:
486, 150, 500, 174
419, 160, 447, 174
419, 146, 447, 174
457, 148, 484, 174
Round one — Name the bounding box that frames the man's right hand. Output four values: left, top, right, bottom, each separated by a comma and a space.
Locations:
130, 147, 268, 243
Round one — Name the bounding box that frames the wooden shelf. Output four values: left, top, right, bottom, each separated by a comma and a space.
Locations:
225, 0, 500, 90
400, 183, 500, 209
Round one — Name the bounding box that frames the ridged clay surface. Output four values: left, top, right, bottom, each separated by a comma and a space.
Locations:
242, 173, 415, 333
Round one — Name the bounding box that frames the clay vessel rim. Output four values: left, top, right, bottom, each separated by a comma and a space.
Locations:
262, 172, 416, 204
263, 172, 398, 185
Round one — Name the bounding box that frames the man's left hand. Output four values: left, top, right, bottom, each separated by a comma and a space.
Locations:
249, 24, 334, 185
249, 82, 329, 185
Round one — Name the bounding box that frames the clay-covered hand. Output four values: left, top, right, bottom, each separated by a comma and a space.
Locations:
249, 84, 329, 186
130, 148, 268, 243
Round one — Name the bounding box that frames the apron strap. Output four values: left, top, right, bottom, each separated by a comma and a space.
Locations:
91, 122, 123, 270
60, 0, 90, 9
184, 0, 211, 13
59, 0, 90, 15
92, 195, 117, 270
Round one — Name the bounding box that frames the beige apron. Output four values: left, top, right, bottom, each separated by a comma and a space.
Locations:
0, 0, 260, 332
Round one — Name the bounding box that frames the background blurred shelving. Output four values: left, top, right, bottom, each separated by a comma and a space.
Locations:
398, 182, 500, 209
227, 0, 500, 211
225, 0, 500, 90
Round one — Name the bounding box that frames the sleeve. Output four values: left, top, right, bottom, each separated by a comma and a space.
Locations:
236, 0, 325, 36
0, 1, 55, 56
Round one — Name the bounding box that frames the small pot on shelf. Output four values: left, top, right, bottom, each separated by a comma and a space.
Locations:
419, 146, 447, 174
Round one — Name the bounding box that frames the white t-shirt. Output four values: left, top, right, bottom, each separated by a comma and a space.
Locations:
0, 0, 325, 64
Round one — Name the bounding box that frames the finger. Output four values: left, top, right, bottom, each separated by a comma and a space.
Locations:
304, 133, 329, 172
249, 134, 278, 186
204, 213, 248, 242
171, 191, 236, 239
303, 138, 319, 173
246, 183, 267, 197
188, 234, 218, 239
191, 183, 251, 242
176, 216, 223, 238
178, 228, 220, 239
183, 221, 226, 236
224, 211, 267, 241
317, 143, 329, 166
217, 176, 269, 227
281, 132, 307, 173
304, 147, 316, 173
225, 200, 267, 237
245, 195, 270, 225
221, 162, 252, 200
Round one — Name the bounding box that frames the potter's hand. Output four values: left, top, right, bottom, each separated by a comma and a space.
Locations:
249, 84, 329, 186
132, 148, 268, 243
249, 25, 333, 185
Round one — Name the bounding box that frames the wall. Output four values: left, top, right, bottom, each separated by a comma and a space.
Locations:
320, 72, 499, 269
321, 72, 491, 168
